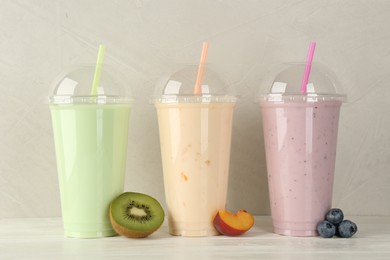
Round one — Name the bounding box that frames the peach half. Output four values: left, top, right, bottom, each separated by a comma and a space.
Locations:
213, 209, 255, 236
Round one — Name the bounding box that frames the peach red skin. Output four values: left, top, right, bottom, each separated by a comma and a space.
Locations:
213, 212, 247, 236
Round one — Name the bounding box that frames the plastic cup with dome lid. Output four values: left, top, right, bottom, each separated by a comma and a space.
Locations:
48, 45, 133, 238
154, 42, 237, 237
259, 42, 346, 237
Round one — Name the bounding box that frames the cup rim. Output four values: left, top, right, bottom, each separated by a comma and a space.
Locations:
48, 95, 133, 105
259, 93, 346, 102
152, 94, 237, 104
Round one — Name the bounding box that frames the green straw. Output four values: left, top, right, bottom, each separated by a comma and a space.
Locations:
91, 44, 106, 96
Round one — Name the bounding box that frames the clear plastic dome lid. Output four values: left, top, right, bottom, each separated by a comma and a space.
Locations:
260, 62, 346, 102
153, 65, 237, 103
48, 65, 133, 104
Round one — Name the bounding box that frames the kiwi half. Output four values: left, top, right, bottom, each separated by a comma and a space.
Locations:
109, 192, 165, 238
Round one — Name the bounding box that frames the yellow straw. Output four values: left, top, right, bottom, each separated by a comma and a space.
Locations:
91, 44, 106, 96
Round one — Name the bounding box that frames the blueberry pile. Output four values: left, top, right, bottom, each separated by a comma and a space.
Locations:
317, 208, 357, 238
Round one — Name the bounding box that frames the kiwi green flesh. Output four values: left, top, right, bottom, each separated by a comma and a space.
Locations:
110, 192, 164, 237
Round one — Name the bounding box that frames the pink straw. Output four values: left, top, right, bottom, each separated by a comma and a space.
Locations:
300, 41, 316, 94
193, 42, 209, 95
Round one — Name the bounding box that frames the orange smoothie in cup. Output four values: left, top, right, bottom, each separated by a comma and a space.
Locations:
154, 43, 237, 236
155, 100, 235, 236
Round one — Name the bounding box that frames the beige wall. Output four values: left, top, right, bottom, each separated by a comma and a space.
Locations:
1, 0, 389, 217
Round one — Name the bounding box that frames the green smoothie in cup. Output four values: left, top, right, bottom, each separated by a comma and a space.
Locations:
49, 57, 133, 238
50, 103, 131, 238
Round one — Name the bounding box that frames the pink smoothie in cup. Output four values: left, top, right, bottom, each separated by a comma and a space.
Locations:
259, 63, 345, 236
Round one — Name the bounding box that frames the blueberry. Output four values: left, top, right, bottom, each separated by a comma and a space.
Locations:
317, 220, 336, 238
337, 220, 357, 238
325, 208, 344, 225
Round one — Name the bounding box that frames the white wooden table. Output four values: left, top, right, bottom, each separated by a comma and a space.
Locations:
0, 216, 389, 259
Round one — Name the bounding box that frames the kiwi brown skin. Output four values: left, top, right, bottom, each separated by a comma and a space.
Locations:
109, 192, 165, 238
109, 206, 161, 238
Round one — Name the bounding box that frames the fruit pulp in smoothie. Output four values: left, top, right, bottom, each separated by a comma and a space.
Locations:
155, 102, 235, 236
50, 104, 131, 238
260, 98, 342, 236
